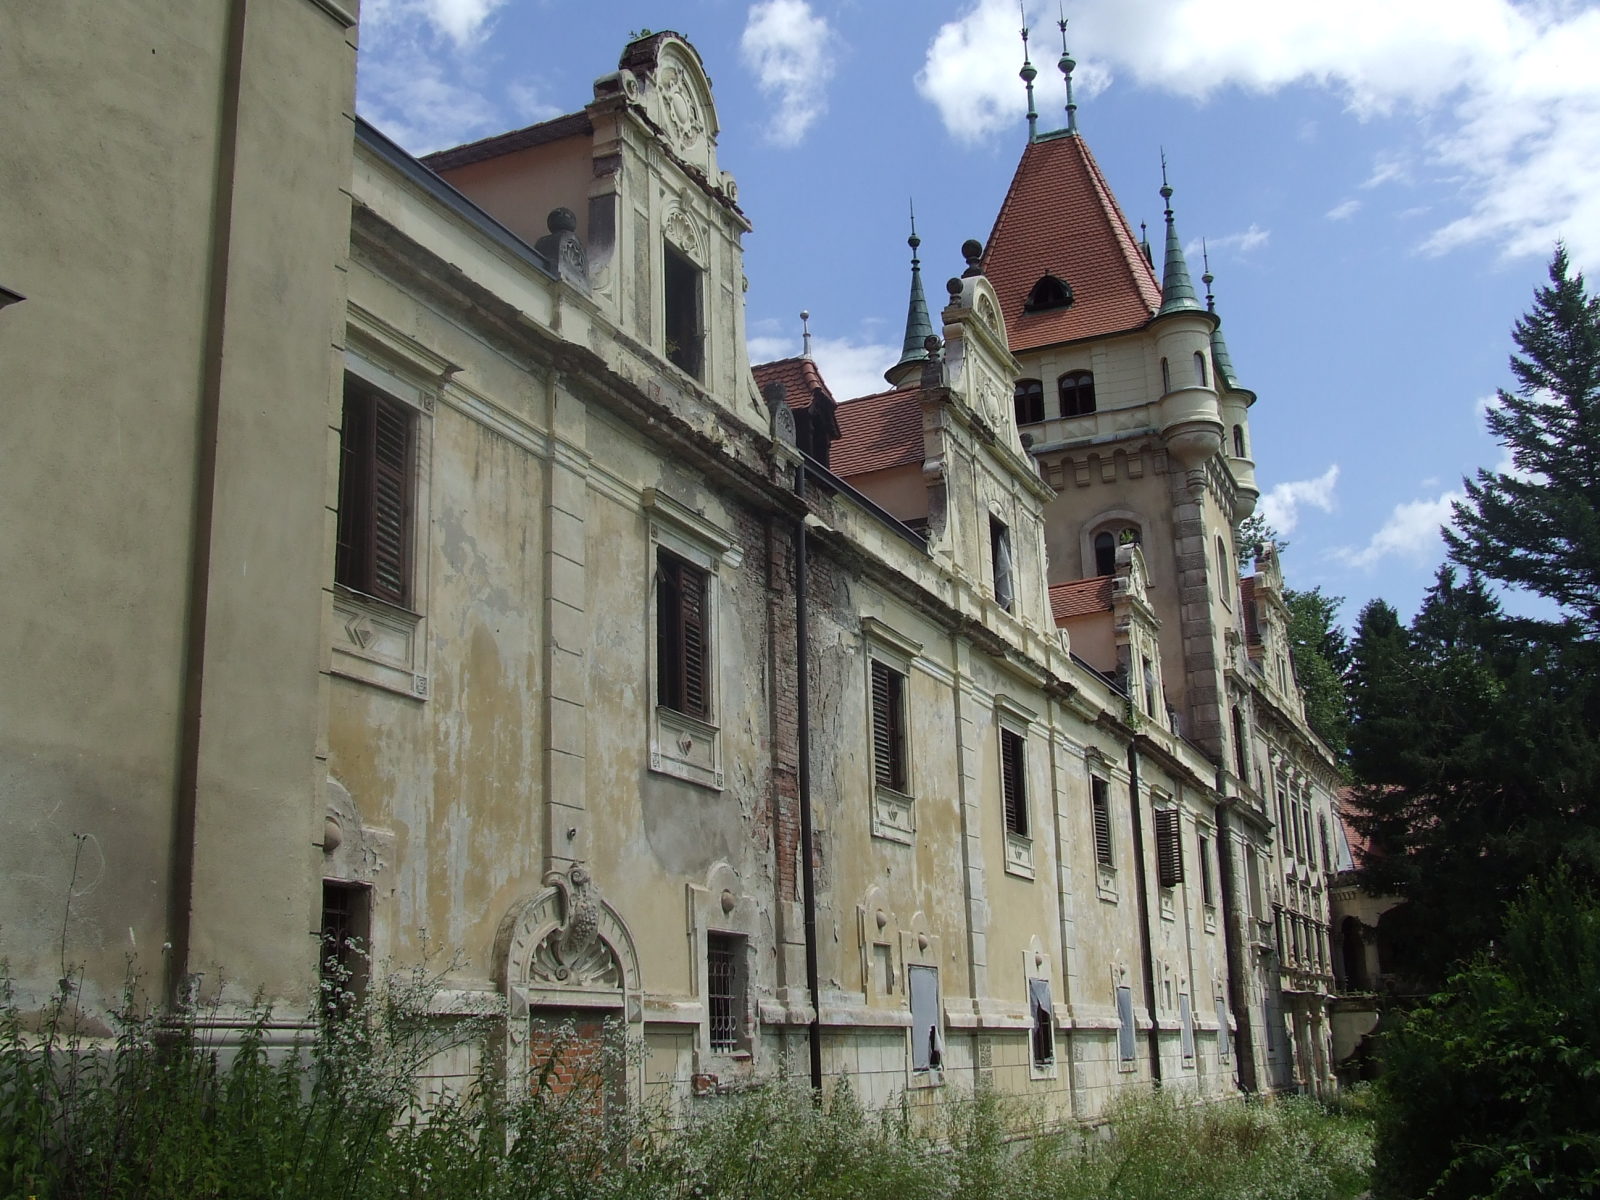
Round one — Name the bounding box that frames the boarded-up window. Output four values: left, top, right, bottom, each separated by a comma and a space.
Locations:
1092, 777, 1113, 866
1001, 728, 1027, 837
909, 964, 941, 1071
1180, 993, 1195, 1061
1156, 808, 1184, 888
336, 376, 413, 607
1029, 977, 1054, 1067
1116, 984, 1136, 1062
870, 660, 908, 791
657, 551, 710, 719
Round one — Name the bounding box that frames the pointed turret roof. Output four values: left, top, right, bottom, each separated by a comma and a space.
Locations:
981, 133, 1163, 354
1156, 170, 1203, 317
1202, 255, 1246, 393
887, 214, 933, 384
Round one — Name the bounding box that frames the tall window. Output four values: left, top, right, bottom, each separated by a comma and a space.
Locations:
657, 550, 710, 719
1093, 525, 1139, 576
1013, 378, 1044, 425
1155, 807, 1184, 888
1233, 424, 1247, 458
336, 376, 414, 607
320, 880, 371, 1017
1000, 727, 1028, 837
1091, 776, 1114, 866
989, 518, 1014, 613
1160, 357, 1171, 393
664, 241, 703, 379
870, 660, 908, 792
706, 932, 744, 1052
1116, 984, 1136, 1062
1028, 977, 1054, 1067
1319, 814, 1331, 873
1058, 370, 1096, 416
1197, 833, 1214, 906
1179, 993, 1195, 1062
1194, 350, 1208, 386
908, 965, 942, 1071
1232, 707, 1249, 779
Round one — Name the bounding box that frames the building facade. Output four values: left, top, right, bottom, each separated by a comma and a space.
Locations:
1, 8, 1340, 1121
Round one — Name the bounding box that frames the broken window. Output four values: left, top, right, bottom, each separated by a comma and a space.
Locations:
664, 241, 703, 379
990, 517, 1014, 613
1029, 977, 1054, 1068
908, 964, 942, 1072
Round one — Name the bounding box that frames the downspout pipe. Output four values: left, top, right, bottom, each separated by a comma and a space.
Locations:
794, 459, 824, 1095
1215, 789, 1258, 1093
1126, 741, 1163, 1085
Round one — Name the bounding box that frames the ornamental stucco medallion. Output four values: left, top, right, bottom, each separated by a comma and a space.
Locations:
658, 66, 706, 154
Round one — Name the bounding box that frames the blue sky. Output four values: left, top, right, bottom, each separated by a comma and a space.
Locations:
356, 0, 1600, 630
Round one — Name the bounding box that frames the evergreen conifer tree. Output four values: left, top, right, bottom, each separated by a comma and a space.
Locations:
1446, 245, 1600, 633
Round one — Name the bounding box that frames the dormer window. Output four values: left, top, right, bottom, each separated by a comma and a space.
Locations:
1058, 370, 1095, 417
1013, 378, 1044, 425
1023, 273, 1073, 312
664, 241, 703, 380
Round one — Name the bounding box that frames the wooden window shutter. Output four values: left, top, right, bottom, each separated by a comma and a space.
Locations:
657, 552, 709, 720
1001, 728, 1026, 836
1092, 778, 1113, 866
1156, 808, 1183, 888
679, 562, 708, 718
336, 379, 412, 606
870, 660, 905, 791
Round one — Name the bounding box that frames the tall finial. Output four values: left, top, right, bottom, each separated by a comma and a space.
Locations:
1201, 240, 1215, 313
887, 201, 935, 386
800, 310, 813, 359
1156, 154, 1203, 316
1057, 5, 1077, 134
1019, 4, 1039, 142
1201, 247, 1241, 388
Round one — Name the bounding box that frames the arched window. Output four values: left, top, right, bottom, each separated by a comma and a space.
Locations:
1194, 351, 1208, 386
1160, 357, 1171, 393
1058, 370, 1096, 417
1232, 424, 1246, 458
1093, 525, 1140, 576
1013, 378, 1044, 425
1023, 273, 1073, 312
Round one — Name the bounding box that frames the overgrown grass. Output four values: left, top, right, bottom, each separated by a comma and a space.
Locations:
1, 968, 1370, 1200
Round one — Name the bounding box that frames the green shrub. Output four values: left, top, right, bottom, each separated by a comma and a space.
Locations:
1373, 868, 1600, 1199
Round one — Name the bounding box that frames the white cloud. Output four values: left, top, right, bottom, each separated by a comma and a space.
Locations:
919, 0, 1600, 268
747, 332, 901, 403
1187, 224, 1269, 259
740, 0, 838, 146
1258, 464, 1340, 536
1335, 490, 1461, 569
1325, 199, 1361, 221
363, 0, 507, 46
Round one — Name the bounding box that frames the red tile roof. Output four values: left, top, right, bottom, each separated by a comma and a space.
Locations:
981, 133, 1163, 353
1050, 576, 1114, 623
751, 357, 836, 410
421, 111, 592, 173
828, 386, 923, 479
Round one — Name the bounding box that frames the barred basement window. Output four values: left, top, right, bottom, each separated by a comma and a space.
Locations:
1155, 807, 1184, 888
1091, 777, 1114, 866
1000, 727, 1028, 837
336, 376, 414, 607
706, 932, 743, 1052
870, 659, 908, 792
657, 550, 710, 720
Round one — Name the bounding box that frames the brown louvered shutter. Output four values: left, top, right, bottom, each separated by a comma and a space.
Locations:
679, 562, 708, 718
368, 393, 412, 606
1001, 729, 1026, 836
1092, 778, 1113, 865
334, 383, 372, 591
1156, 808, 1184, 888
870, 660, 905, 791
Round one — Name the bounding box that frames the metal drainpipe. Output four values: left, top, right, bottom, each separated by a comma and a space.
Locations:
1126, 741, 1163, 1085
1215, 790, 1259, 1093
794, 459, 823, 1094
168, 0, 249, 1011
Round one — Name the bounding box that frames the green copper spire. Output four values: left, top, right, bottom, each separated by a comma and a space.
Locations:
892, 203, 934, 376
1156, 154, 1203, 316
1057, 9, 1077, 134
1019, 5, 1039, 142
1202, 244, 1239, 388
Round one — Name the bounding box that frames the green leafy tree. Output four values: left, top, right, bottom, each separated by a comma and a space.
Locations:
1446, 245, 1600, 634
1282, 585, 1350, 759
1373, 870, 1600, 1200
